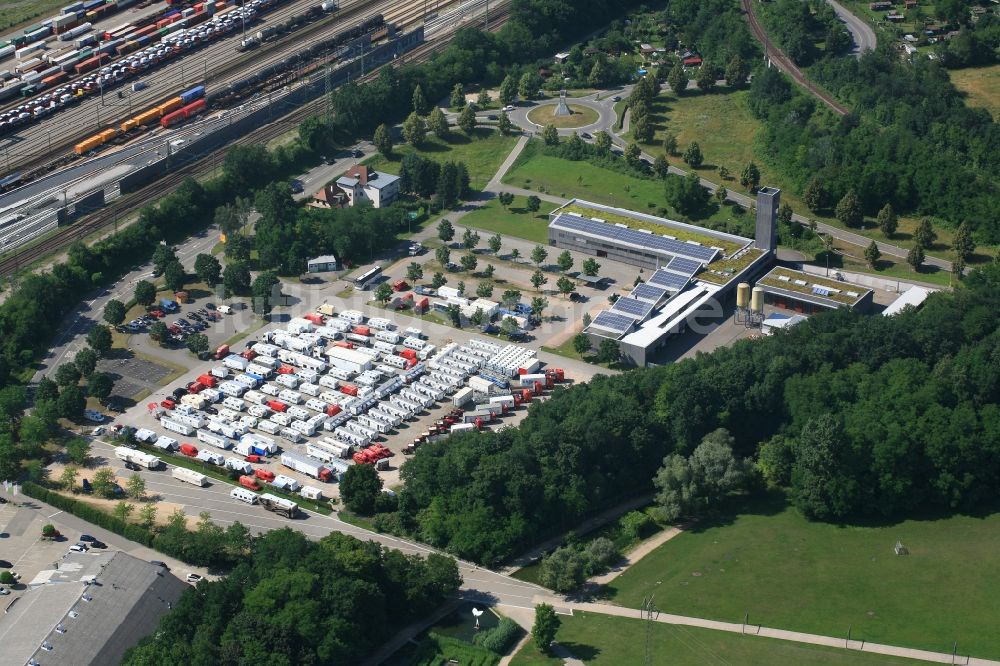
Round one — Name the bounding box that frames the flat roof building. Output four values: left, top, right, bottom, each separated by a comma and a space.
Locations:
0, 551, 186, 666
756, 267, 874, 314
882, 285, 933, 316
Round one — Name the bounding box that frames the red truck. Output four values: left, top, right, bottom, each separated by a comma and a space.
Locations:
254, 468, 275, 482
214, 344, 230, 360
392, 280, 409, 292
351, 325, 370, 337
240, 348, 257, 361
277, 364, 295, 375
186, 381, 205, 394
196, 374, 217, 388
266, 400, 288, 413
179, 443, 198, 457
339, 384, 358, 397
238, 475, 261, 491
325, 404, 342, 417
303, 312, 325, 325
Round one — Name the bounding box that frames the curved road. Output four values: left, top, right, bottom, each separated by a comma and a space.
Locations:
828, 0, 877, 56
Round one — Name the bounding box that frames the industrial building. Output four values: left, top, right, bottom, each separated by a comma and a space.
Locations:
572, 192, 779, 366
0, 551, 187, 666
755, 267, 874, 314
306, 255, 340, 273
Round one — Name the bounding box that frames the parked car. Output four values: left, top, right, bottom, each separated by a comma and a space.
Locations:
503, 104, 515, 111
205, 303, 216, 310
186, 573, 203, 583
83, 409, 105, 423
612, 95, 622, 102
79, 534, 97, 543
69, 543, 87, 553
150, 560, 169, 570
149, 309, 165, 318
289, 179, 304, 193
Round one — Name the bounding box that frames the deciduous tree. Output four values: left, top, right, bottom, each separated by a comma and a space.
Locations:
103, 299, 126, 326
835, 189, 863, 228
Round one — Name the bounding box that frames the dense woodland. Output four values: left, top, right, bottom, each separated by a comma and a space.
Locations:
377, 265, 1000, 565
122, 529, 461, 665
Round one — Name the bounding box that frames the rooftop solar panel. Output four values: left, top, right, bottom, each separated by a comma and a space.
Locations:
648, 269, 690, 292
665, 256, 703, 277
551, 214, 718, 263
631, 283, 668, 303
611, 297, 654, 319
591, 311, 634, 333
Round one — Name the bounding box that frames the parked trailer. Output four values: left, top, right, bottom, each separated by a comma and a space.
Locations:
154, 436, 179, 451
197, 429, 234, 449
259, 493, 298, 518
279, 427, 302, 443
160, 417, 194, 436
114, 446, 161, 469
280, 451, 333, 481
172, 467, 208, 486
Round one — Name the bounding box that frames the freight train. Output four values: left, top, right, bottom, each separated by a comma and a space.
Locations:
74, 85, 205, 155
0, 0, 309, 139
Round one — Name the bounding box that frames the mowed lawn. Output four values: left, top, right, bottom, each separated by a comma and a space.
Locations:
950, 64, 1000, 120
458, 196, 557, 244
510, 612, 937, 665
605, 494, 1000, 659
365, 128, 519, 189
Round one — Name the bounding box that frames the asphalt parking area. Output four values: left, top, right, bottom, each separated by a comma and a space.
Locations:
97, 357, 172, 403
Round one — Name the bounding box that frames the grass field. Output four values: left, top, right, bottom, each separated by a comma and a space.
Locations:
0, 0, 66, 32
510, 612, 936, 665
603, 493, 1000, 659
950, 64, 1000, 120
458, 197, 557, 244
364, 128, 519, 190
526, 104, 599, 129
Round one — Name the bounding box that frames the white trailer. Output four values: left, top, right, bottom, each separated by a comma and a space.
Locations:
286, 405, 310, 421
197, 429, 234, 450
223, 354, 249, 371
134, 428, 157, 443
161, 417, 195, 436
260, 382, 281, 396
357, 414, 391, 434
172, 467, 208, 487
271, 474, 302, 492
218, 381, 246, 397
278, 389, 303, 405
180, 393, 207, 410
275, 374, 300, 389
114, 446, 162, 469
453, 387, 474, 408
279, 427, 303, 443
222, 397, 246, 412
246, 362, 273, 378
368, 317, 394, 331
299, 382, 320, 396
290, 419, 316, 437
252, 342, 279, 357
154, 435, 179, 451
258, 420, 281, 435
280, 451, 333, 481
196, 450, 225, 466
300, 485, 324, 501
234, 374, 260, 389
270, 412, 292, 427
210, 366, 231, 379
243, 390, 267, 405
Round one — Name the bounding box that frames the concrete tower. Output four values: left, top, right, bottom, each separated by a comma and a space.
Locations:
554, 89, 572, 116
754, 186, 780, 253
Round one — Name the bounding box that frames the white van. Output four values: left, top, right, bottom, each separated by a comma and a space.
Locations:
230, 487, 258, 504
218, 305, 233, 314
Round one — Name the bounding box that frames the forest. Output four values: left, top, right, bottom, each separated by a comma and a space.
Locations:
122, 529, 462, 665
373, 264, 1000, 566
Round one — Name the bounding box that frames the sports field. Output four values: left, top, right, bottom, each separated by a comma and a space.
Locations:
604, 494, 1000, 659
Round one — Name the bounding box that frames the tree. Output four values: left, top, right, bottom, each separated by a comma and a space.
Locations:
498, 191, 515, 209
715, 185, 728, 204
667, 63, 688, 95
530, 296, 547, 319
134, 280, 156, 307
624, 142, 641, 168
194, 254, 222, 286
835, 189, 863, 228
500, 316, 520, 338
662, 132, 678, 156
482, 263, 495, 279
126, 473, 146, 500
462, 227, 480, 250
137, 503, 157, 530
953, 221, 975, 261
92, 467, 117, 498
74, 348, 97, 378
374, 282, 393, 305
469, 308, 485, 326
556, 276, 575, 295
428, 107, 449, 137
573, 333, 592, 355
251, 271, 280, 315
87, 325, 112, 357
803, 178, 826, 213
665, 172, 709, 216
497, 111, 513, 136
435, 246, 451, 268
594, 130, 612, 153
372, 123, 393, 157
475, 88, 491, 108
740, 162, 761, 192
632, 112, 654, 143
696, 62, 716, 91
458, 104, 477, 134
778, 203, 794, 227
539, 546, 586, 592
524, 195, 541, 213
55, 363, 81, 387
588, 58, 607, 87
341, 461, 383, 515
596, 339, 620, 364
103, 299, 126, 326
186, 333, 210, 356
518, 72, 540, 100
476, 281, 495, 298
149, 321, 169, 345
36, 377, 59, 404
114, 500, 134, 523
913, 218, 937, 249
499, 74, 517, 106
531, 245, 548, 267
542, 124, 559, 146
864, 241, 881, 268
412, 84, 427, 115
725, 55, 749, 88
151, 244, 177, 276
877, 203, 898, 237
58, 465, 78, 490
532, 604, 561, 652
431, 272, 447, 289
907, 244, 925, 271
653, 154, 670, 178
501, 289, 522, 308
438, 218, 455, 243
555, 250, 574, 273
582, 258, 600, 276
683, 142, 703, 168
406, 262, 424, 282
402, 112, 426, 146
450, 83, 465, 110
222, 261, 250, 295
655, 429, 747, 521
64, 438, 90, 466
790, 415, 860, 520
510, 248, 521, 263
530, 270, 547, 290
87, 372, 114, 402
460, 254, 478, 272
488, 233, 502, 255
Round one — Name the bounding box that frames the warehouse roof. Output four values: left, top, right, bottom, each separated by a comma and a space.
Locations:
882, 286, 933, 316
0, 552, 186, 666
757, 267, 872, 309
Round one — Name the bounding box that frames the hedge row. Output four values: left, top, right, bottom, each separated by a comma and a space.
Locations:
22, 481, 156, 548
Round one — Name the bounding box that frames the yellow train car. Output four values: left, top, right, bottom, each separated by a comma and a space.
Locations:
156, 97, 183, 116
98, 128, 117, 143
74, 134, 104, 155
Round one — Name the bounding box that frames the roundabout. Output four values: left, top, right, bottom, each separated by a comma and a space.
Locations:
525, 103, 600, 129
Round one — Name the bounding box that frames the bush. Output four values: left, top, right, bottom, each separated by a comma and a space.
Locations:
0, 571, 14, 585
474, 617, 522, 654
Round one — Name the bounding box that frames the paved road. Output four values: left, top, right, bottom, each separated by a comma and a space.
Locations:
828, 0, 877, 56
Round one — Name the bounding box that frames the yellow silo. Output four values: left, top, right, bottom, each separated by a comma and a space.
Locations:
751, 286, 764, 313
736, 283, 750, 309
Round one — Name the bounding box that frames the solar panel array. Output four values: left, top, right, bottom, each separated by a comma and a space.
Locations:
591, 311, 635, 334
612, 297, 655, 319
551, 214, 718, 263
665, 256, 703, 277
648, 269, 690, 292
631, 283, 668, 303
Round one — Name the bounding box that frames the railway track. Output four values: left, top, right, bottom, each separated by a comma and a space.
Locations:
740, 0, 848, 116
0, 2, 509, 277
